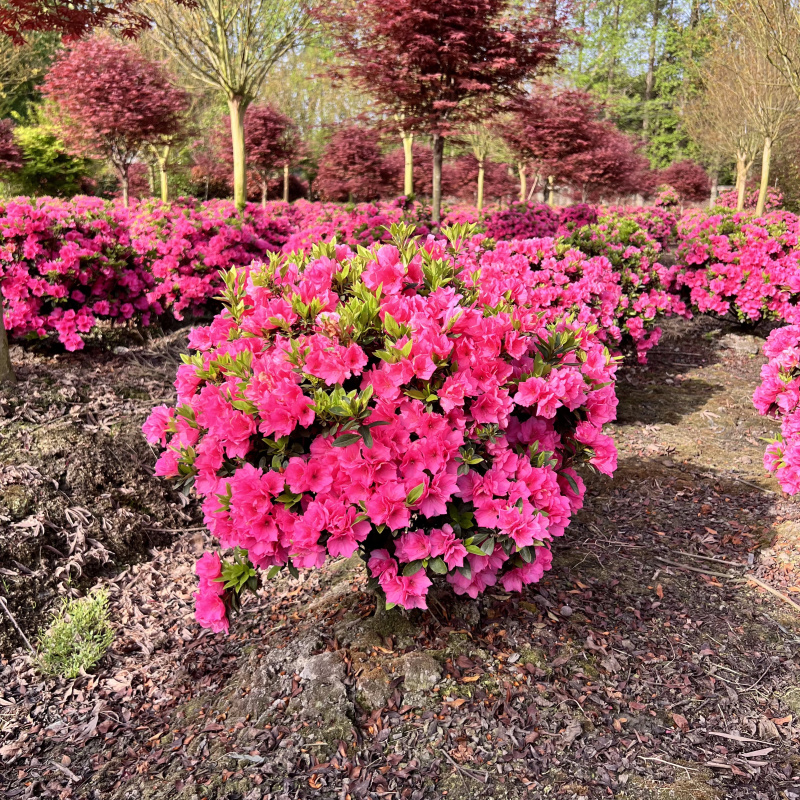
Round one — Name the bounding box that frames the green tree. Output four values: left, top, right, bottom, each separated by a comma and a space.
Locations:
146, 0, 312, 211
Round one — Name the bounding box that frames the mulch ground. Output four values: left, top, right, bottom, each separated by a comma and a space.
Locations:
1, 315, 799, 800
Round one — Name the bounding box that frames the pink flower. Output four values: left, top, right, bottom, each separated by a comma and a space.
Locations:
395, 530, 432, 563
429, 524, 467, 570
381, 569, 432, 610
194, 590, 229, 634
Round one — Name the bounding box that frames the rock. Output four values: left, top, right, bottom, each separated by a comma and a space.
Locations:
356, 666, 392, 711
113, 346, 130, 355
295, 651, 353, 744
560, 605, 573, 617
718, 333, 762, 356
398, 652, 442, 693
299, 650, 344, 682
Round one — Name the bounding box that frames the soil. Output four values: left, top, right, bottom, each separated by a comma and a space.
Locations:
0, 331, 202, 655
1, 316, 799, 800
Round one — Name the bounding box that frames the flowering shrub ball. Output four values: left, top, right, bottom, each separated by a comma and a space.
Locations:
753, 326, 800, 494
144, 223, 620, 631
557, 203, 598, 233
483, 202, 560, 242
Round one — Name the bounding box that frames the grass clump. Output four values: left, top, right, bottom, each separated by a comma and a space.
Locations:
37, 589, 114, 679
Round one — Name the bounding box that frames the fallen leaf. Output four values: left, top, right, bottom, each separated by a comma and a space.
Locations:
671, 712, 689, 732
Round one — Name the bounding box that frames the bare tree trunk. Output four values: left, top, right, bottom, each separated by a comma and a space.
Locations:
283, 164, 290, 202
643, 0, 661, 133
0, 297, 15, 385
432, 132, 444, 223
228, 95, 248, 212
547, 175, 555, 205
158, 145, 171, 203
121, 170, 130, 208
261, 179, 268, 208
708, 164, 719, 208
736, 153, 747, 211
518, 163, 527, 203
402, 132, 414, 197
476, 156, 485, 211
756, 136, 772, 216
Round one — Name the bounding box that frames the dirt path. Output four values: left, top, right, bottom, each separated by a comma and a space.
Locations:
1, 317, 799, 800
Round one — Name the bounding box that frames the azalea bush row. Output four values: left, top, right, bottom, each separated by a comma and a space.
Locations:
674, 208, 800, 325
0, 197, 293, 350
144, 223, 621, 629
0, 195, 682, 352
673, 206, 800, 495
753, 326, 800, 494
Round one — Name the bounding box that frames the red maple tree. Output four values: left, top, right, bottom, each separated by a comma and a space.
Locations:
660, 160, 710, 203
321, 0, 566, 221
446, 154, 517, 204
560, 124, 653, 202
316, 126, 387, 202
498, 89, 605, 202
0, 0, 150, 44
43, 34, 188, 206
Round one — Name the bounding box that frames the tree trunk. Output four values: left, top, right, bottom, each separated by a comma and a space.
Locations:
476, 156, 485, 211
735, 153, 747, 212
643, 0, 661, 133
402, 132, 414, 197
121, 169, 130, 208
756, 136, 772, 216
0, 295, 15, 384
283, 164, 290, 202
261, 179, 268, 208
228, 95, 248, 212
708, 165, 719, 208
547, 175, 555, 205
607, 0, 621, 91
432, 132, 444, 223
158, 145, 170, 203
518, 163, 527, 203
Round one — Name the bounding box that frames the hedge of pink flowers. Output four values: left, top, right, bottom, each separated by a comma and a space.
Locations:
753, 326, 800, 494
144, 224, 622, 630
0, 197, 293, 350
716, 186, 784, 212
674, 208, 800, 325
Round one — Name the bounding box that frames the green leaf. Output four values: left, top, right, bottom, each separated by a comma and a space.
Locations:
359, 426, 374, 448
465, 544, 485, 556
405, 482, 425, 505
429, 557, 448, 575
402, 559, 424, 576
479, 537, 495, 556
266, 565, 281, 579
333, 432, 361, 447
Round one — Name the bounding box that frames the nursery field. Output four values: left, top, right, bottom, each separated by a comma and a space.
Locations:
2, 197, 800, 800
1, 316, 799, 799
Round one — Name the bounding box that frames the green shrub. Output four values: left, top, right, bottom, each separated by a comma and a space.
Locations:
37, 589, 114, 679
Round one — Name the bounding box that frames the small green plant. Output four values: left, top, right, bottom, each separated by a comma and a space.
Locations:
37, 589, 114, 679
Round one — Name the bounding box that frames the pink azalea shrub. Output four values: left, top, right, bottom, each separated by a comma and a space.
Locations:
604, 205, 677, 245
716, 186, 783, 212
674, 208, 800, 325
144, 224, 620, 630
753, 325, 800, 494
557, 203, 598, 233
483, 202, 560, 241
654, 186, 680, 209
0, 197, 293, 350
